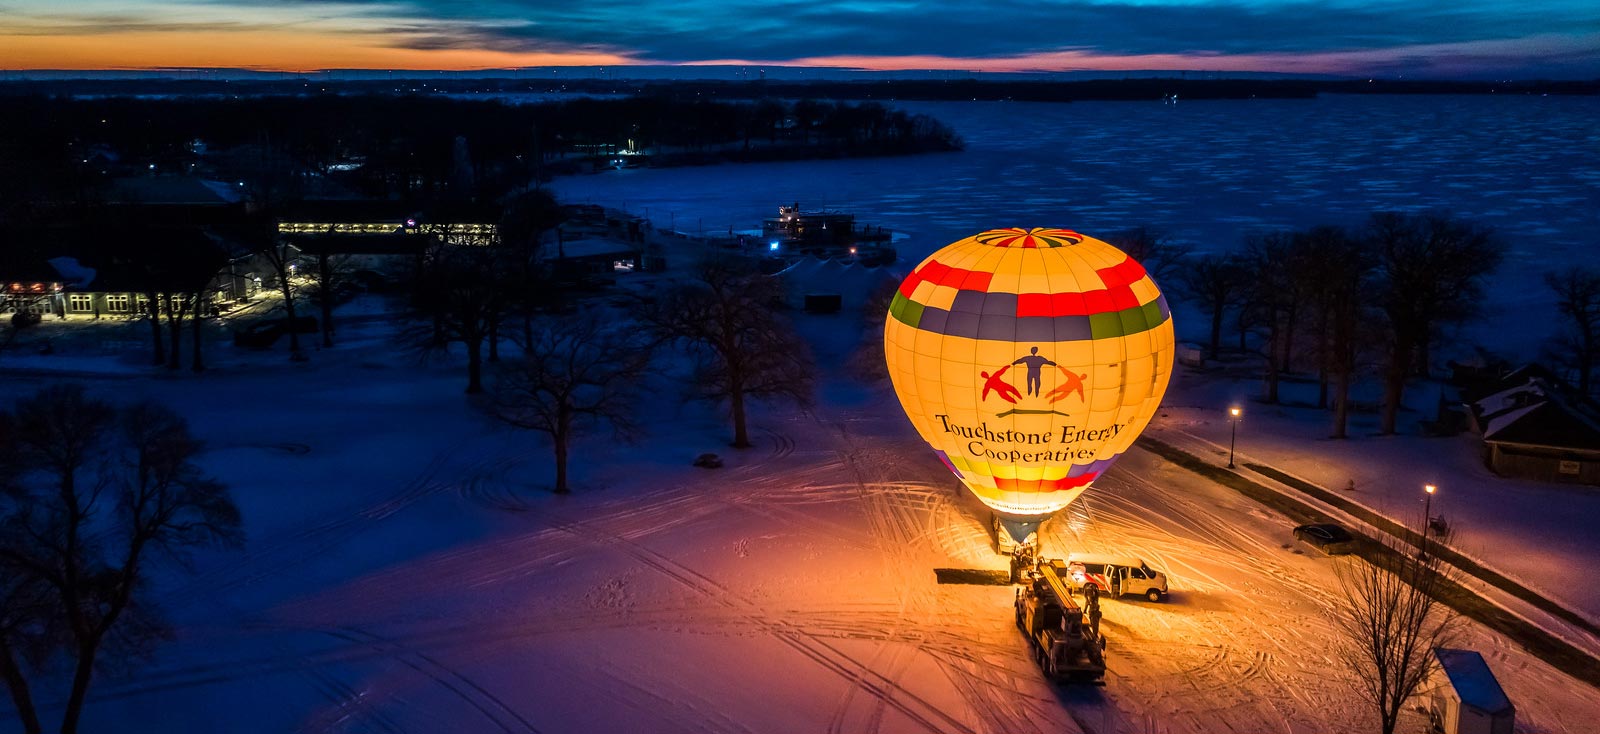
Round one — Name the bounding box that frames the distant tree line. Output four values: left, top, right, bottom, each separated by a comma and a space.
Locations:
0, 94, 960, 214
1155, 211, 1508, 437
3, 77, 1593, 104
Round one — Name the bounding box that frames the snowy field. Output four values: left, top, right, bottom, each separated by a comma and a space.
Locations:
5, 304, 1600, 734
1151, 363, 1600, 628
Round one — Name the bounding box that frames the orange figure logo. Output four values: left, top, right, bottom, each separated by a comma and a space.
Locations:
1046, 366, 1088, 404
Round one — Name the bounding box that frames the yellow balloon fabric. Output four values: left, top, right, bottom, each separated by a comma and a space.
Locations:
883, 228, 1175, 519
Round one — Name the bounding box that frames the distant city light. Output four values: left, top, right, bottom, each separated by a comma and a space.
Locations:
769, 241, 780, 251
405, 218, 417, 228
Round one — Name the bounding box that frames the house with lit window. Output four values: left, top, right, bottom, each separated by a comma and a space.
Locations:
0, 252, 67, 318
0, 217, 262, 322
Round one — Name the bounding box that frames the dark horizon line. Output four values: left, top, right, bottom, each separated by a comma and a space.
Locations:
2, 65, 1595, 84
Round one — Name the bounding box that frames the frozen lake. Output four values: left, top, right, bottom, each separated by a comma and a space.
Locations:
553, 93, 1600, 359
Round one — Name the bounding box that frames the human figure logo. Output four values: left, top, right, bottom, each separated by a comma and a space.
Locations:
979, 347, 1087, 418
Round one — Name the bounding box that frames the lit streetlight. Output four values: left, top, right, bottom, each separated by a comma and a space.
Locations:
1227, 406, 1242, 469
1420, 483, 1437, 558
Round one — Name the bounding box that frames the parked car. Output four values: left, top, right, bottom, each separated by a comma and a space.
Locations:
693, 453, 724, 469
1293, 523, 1358, 555
1059, 553, 1170, 602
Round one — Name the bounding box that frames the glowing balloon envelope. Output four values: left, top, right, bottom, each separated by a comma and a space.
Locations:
883, 228, 1175, 534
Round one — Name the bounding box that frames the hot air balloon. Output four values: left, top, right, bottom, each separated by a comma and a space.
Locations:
883, 227, 1175, 545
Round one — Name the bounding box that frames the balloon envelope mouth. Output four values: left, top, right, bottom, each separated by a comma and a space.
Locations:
996, 514, 1046, 545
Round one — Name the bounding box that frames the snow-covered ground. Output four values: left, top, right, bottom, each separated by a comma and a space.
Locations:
4, 302, 1599, 734
1155, 364, 1600, 627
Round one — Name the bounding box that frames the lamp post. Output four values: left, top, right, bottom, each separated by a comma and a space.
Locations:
1420, 483, 1437, 559
1227, 406, 1242, 469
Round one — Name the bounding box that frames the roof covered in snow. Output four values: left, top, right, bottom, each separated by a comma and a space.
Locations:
1, 226, 235, 293
1435, 648, 1514, 715
1471, 365, 1600, 450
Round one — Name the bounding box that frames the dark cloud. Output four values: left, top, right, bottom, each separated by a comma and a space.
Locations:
1, 12, 271, 36
344, 0, 1596, 62
11, 0, 1598, 76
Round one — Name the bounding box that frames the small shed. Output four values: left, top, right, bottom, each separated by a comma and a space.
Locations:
1425, 648, 1514, 734
1467, 365, 1600, 484
774, 257, 896, 313
551, 238, 640, 276
1176, 342, 1206, 368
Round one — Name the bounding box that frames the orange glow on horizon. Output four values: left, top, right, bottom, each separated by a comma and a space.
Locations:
1, 39, 1346, 74
2, 29, 1589, 77
0, 31, 631, 72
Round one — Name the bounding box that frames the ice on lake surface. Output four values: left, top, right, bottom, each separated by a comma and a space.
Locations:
554, 93, 1600, 359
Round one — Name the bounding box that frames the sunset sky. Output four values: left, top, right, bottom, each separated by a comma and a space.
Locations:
2, 0, 1597, 78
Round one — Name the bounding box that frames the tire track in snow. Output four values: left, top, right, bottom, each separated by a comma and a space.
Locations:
522, 504, 978, 734
323, 627, 542, 734
825, 417, 1060, 734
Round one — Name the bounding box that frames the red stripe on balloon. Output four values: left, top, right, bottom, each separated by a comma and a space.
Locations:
1098, 257, 1147, 288
994, 472, 1100, 493
899, 255, 1150, 317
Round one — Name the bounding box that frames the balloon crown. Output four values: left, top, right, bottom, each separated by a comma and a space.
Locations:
973, 228, 1084, 248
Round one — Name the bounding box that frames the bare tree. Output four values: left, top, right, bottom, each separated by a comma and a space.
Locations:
190, 287, 207, 373
303, 242, 358, 349
641, 258, 813, 448
1242, 231, 1298, 403
847, 278, 900, 382
1104, 226, 1179, 285
141, 289, 164, 366
486, 315, 652, 494
497, 190, 566, 347
162, 291, 191, 371
0, 386, 242, 734
1546, 268, 1600, 395
410, 240, 501, 394
1174, 253, 1248, 360
1368, 212, 1502, 434
0, 409, 52, 734
1331, 530, 1461, 734
1325, 235, 1375, 439
259, 240, 307, 361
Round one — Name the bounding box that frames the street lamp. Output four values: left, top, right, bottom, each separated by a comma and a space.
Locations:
1420, 484, 1437, 558
1227, 406, 1242, 469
